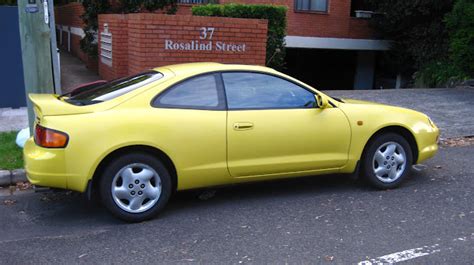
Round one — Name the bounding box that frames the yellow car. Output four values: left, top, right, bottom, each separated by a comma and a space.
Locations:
24, 63, 439, 222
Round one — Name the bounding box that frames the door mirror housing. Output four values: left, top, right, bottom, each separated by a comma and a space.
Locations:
315, 94, 329, 109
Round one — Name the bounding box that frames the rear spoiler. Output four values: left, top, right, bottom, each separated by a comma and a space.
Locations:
29, 94, 94, 118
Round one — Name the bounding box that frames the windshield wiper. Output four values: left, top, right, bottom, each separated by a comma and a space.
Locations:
331, 97, 345, 103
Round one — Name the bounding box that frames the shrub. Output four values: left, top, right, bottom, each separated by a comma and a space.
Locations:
120, 0, 178, 14
414, 60, 467, 88
80, 0, 110, 58
415, 0, 474, 87
0, 0, 17, 6
445, 0, 474, 78
192, 3, 287, 69
367, 0, 455, 86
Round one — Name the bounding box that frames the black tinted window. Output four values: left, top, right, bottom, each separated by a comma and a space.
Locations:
222, 72, 316, 110
67, 71, 163, 105
154, 74, 224, 110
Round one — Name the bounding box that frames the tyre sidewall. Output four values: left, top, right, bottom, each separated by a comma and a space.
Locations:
362, 133, 413, 189
99, 153, 172, 222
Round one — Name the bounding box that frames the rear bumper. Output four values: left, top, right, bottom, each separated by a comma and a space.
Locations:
23, 138, 69, 189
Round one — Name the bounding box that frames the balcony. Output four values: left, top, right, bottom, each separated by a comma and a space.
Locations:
351, 0, 374, 18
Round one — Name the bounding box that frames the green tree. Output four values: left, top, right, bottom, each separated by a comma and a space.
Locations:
446, 0, 474, 77
80, 0, 110, 58
368, 0, 454, 74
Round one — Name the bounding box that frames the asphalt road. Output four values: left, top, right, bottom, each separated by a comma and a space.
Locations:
0, 145, 473, 264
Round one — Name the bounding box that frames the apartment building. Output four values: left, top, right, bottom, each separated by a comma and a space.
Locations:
55, 0, 390, 90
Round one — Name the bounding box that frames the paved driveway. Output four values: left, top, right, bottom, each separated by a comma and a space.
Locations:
325, 88, 474, 138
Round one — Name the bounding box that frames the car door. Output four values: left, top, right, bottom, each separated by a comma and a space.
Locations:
223, 71, 351, 178
151, 73, 231, 189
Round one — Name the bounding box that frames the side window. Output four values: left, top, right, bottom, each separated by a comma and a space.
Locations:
153, 74, 224, 110
222, 72, 316, 110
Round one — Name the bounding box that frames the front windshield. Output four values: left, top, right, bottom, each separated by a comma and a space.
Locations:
66, 70, 163, 105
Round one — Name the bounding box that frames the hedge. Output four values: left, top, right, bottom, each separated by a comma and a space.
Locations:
446, 0, 474, 78
192, 4, 287, 69
0, 0, 16, 6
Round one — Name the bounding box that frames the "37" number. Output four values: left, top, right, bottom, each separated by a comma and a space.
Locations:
199, 27, 215, 40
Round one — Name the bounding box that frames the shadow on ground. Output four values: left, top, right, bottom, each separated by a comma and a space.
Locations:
25, 169, 429, 225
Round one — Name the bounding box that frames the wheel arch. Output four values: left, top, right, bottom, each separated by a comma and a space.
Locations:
89, 145, 178, 199
362, 125, 419, 163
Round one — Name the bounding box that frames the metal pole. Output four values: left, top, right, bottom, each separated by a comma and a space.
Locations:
47, 0, 61, 94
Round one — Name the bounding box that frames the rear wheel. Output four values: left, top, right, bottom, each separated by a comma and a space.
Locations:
361, 133, 413, 189
99, 153, 172, 222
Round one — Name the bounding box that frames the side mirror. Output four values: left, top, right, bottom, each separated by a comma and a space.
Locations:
315, 94, 329, 109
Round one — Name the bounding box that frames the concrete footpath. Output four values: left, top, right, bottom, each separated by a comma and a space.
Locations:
0, 108, 28, 133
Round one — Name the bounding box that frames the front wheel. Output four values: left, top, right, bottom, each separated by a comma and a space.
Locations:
99, 153, 172, 222
361, 133, 413, 189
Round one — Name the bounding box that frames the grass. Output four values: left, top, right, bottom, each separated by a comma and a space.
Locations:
0, 131, 23, 170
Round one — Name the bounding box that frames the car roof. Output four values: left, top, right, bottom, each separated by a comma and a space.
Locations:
153, 62, 278, 77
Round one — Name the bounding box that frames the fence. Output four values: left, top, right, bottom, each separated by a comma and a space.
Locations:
0, 6, 26, 108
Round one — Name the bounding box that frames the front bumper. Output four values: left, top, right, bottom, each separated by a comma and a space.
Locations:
23, 138, 69, 189
416, 125, 440, 164
417, 142, 438, 163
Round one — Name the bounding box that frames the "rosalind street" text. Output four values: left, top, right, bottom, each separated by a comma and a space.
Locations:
165, 40, 247, 52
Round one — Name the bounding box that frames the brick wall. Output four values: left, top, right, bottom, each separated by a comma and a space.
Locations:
220, 0, 373, 39
55, 2, 84, 28
97, 14, 129, 81
98, 14, 268, 80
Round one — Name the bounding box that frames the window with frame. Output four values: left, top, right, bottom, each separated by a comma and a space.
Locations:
295, 0, 328, 12
222, 72, 316, 110
153, 74, 224, 110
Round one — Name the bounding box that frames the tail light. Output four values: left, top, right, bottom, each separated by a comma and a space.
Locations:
34, 125, 69, 148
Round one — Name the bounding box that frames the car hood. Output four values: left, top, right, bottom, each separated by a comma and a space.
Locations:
336, 97, 430, 121
339, 98, 384, 106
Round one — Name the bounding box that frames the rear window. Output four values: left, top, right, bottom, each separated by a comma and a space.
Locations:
66, 71, 163, 105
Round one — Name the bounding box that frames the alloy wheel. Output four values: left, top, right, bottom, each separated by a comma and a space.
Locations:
111, 163, 162, 214
372, 141, 407, 183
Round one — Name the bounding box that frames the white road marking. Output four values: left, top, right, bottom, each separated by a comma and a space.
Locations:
358, 233, 474, 264
358, 244, 441, 265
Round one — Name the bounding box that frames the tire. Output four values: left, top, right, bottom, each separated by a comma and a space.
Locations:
361, 133, 413, 189
99, 153, 172, 222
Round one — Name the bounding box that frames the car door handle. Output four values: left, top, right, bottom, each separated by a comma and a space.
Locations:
233, 122, 254, 130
